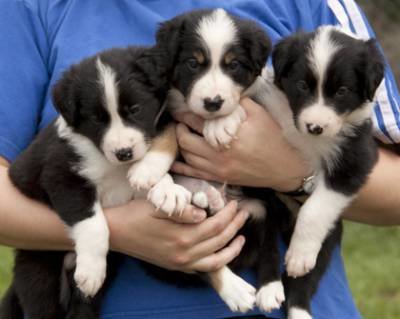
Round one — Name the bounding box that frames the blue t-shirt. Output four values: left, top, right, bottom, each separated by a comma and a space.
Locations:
1, 0, 399, 318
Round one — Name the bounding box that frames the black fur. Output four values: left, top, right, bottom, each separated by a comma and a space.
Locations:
1, 46, 171, 319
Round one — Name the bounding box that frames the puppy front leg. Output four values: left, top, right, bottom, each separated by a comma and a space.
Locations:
128, 123, 178, 190
70, 202, 109, 298
285, 178, 354, 278
203, 105, 246, 149
47, 182, 109, 298
207, 266, 256, 313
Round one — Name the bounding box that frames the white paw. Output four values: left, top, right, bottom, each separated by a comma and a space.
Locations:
74, 255, 106, 297
192, 191, 209, 209
148, 182, 192, 216
256, 281, 285, 313
128, 162, 164, 190
288, 307, 313, 319
218, 272, 256, 313
205, 186, 225, 214
285, 243, 319, 278
203, 106, 246, 148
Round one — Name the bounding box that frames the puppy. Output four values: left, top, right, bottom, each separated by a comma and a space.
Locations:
250, 25, 383, 318
147, 8, 288, 314
1, 46, 190, 319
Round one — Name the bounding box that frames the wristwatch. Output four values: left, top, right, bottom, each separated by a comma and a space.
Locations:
284, 174, 316, 196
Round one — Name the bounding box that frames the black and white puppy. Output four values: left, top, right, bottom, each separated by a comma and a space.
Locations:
1, 47, 189, 318
162, 8, 270, 149
150, 9, 284, 314
250, 25, 383, 318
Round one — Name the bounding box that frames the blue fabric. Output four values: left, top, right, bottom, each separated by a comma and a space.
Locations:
1, 0, 398, 318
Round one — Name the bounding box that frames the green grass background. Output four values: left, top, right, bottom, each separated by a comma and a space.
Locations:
0, 222, 399, 318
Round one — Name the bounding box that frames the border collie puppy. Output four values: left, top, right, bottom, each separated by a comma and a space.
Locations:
1, 46, 189, 318
162, 8, 271, 149
250, 25, 383, 318
150, 9, 286, 313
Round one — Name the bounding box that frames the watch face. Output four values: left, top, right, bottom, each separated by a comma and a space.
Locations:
303, 175, 316, 194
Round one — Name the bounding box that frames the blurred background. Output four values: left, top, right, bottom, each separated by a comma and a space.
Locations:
0, 1, 399, 318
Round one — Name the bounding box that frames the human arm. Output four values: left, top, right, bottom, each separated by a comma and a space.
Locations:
172, 99, 400, 226
0, 156, 249, 272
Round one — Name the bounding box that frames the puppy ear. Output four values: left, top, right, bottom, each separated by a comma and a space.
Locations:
132, 48, 169, 94
240, 22, 272, 75
272, 35, 301, 88
155, 15, 185, 63
52, 68, 80, 126
363, 39, 385, 101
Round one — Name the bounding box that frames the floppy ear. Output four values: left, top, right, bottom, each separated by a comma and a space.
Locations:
363, 39, 385, 101
240, 21, 272, 75
52, 68, 80, 126
155, 15, 185, 64
131, 47, 170, 97
272, 35, 302, 88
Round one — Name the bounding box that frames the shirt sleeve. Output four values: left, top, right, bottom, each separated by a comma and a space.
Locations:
312, 0, 400, 144
0, 0, 50, 162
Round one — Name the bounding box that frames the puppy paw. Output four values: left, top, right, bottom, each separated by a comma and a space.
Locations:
285, 244, 319, 278
74, 255, 106, 298
203, 106, 246, 148
288, 307, 313, 319
127, 163, 164, 190
148, 182, 192, 216
218, 271, 256, 313
205, 185, 225, 214
256, 281, 285, 313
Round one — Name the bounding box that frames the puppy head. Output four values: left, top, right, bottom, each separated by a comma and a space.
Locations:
273, 26, 384, 138
157, 8, 271, 119
53, 47, 167, 165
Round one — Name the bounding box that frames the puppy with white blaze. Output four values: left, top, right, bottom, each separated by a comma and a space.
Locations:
251, 25, 384, 318
2, 47, 189, 319
147, 8, 295, 314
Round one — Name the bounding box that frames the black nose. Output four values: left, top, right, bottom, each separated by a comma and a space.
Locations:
115, 148, 133, 162
204, 95, 224, 112
306, 123, 323, 135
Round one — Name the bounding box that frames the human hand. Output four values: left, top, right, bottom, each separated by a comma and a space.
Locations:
106, 200, 249, 273
172, 98, 310, 192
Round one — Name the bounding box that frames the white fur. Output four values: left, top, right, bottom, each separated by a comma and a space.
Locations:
188, 9, 243, 119
256, 280, 285, 313
288, 307, 313, 319
128, 151, 175, 190
70, 202, 109, 297
285, 175, 354, 277
209, 266, 256, 313
192, 191, 209, 209
203, 105, 246, 148
239, 199, 267, 220
147, 173, 192, 216
96, 58, 149, 164
56, 117, 135, 208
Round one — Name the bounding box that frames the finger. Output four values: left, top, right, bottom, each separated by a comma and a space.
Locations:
180, 150, 215, 172
186, 210, 249, 261
193, 201, 239, 242
185, 235, 246, 273
176, 124, 217, 158
152, 205, 207, 224
171, 162, 222, 182
174, 113, 205, 134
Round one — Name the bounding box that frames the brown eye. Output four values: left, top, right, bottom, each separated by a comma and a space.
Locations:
126, 104, 140, 115
296, 80, 309, 93
335, 86, 349, 98
186, 58, 200, 70
228, 60, 240, 71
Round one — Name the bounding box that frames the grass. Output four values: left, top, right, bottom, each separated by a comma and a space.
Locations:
0, 223, 399, 318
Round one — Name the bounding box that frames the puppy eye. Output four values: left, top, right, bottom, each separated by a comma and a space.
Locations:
296, 80, 309, 93
126, 104, 141, 115
227, 60, 240, 71
335, 86, 349, 98
186, 58, 200, 70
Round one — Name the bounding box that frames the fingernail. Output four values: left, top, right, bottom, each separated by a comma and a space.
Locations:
238, 236, 245, 246
193, 210, 206, 222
